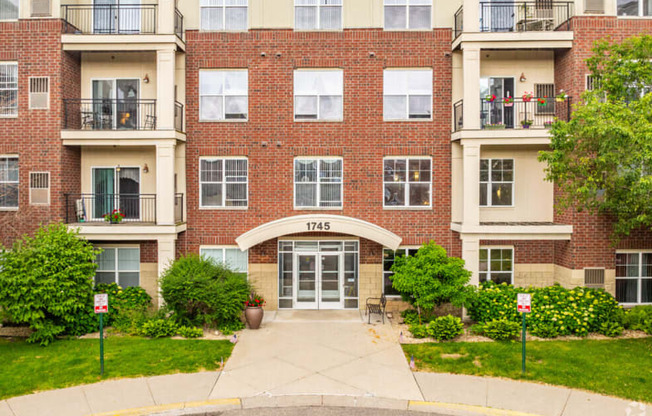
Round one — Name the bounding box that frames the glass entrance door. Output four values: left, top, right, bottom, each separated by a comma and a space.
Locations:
294, 252, 343, 309
320, 253, 343, 309
296, 254, 317, 309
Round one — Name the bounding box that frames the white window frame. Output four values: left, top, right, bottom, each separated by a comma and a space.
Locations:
0, 0, 19, 21
29, 171, 49, 206
0, 156, 19, 210
294, 157, 343, 209
0, 62, 18, 118
199, 157, 249, 209
616, 0, 652, 17
199, 69, 248, 122
382, 246, 420, 297
294, 0, 343, 30
383, 69, 433, 121
480, 158, 514, 207
293, 69, 344, 121
383, 0, 432, 30
199, 0, 248, 31
28, 76, 49, 110
383, 156, 432, 209
94, 246, 141, 287
479, 247, 514, 285
615, 250, 652, 305
200, 246, 249, 274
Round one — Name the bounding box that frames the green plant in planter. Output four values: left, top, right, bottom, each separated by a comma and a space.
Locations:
482, 319, 520, 341
426, 315, 464, 341
520, 119, 533, 128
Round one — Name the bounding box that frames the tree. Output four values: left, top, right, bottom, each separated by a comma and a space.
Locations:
390, 241, 472, 323
538, 35, 652, 239
0, 223, 100, 345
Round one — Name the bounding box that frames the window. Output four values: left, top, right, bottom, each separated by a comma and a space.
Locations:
294, 70, 343, 121
200, 247, 248, 274
616, 252, 652, 304
0, 63, 18, 117
383, 157, 431, 207
535, 83, 555, 114
586, 75, 597, 91
617, 0, 651, 16
294, 158, 343, 208
479, 248, 513, 284
29, 172, 49, 205
199, 70, 248, 121
200, 0, 248, 31
200, 158, 248, 208
0, 157, 18, 208
95, 247, 140, 287
295, 0, 342, 30
0, 0, 18, 20
480, 159, 513, 207
29, 77, 49, 110
383, 69, 432, 120
383, 248, 418, 296
384, 0, 431, 30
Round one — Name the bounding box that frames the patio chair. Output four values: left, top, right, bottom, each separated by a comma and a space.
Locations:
366, 294, 387, 324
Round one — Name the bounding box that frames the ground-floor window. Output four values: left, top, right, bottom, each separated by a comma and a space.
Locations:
95, 247, 140, 287
382, 248, 418, 296
479, 247, 513, 284
200, 246, 248, 275
616, 252, 652, 304
279, 240, 358, 309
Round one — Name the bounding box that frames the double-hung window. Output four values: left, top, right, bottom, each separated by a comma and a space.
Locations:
294, 70, 343, 121
199, 70, 248, 121
0, 157, 18, 209
200, 0, 248, 31
0, 0, 19, 20
479, 248, 513, 284
294, 158, 343, 208
0, 63, 18, 117
616, 252, 652, 304
617, 0, 651, 16
295, 0, 342, 30
95, 247, 140, 287
383, 157, 431, 207
383, 69, 432, 120
384, 0, 431, 30
383, 248, 418, 296
480, 159, 513, 206
200, 157, 248, 208
200, 246, 248, 274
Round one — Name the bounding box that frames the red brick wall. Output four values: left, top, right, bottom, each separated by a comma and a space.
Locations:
183, 29, 457, 258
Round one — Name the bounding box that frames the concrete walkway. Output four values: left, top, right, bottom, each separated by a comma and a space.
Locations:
0, 311, 648, 416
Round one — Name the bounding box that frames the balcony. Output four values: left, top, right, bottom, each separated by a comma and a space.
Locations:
62, 4, 158, 35
65, 193, 184, 225
479, 2, 574, 33
63, 99, 157, 131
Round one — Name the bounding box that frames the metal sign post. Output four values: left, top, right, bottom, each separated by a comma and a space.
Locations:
94, 293, 109, 376
517, 293, 532, 375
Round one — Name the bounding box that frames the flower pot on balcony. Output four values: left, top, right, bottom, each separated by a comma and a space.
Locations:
504, 102, 513, 107
522, 125, 530, 129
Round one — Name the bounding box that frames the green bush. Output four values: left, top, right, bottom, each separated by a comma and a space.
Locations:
160, 254, 250, 329
139, 318, 178, 338
401, 309, 419, 326
530, 321, 560, 338
598, 320, 624, 337
0, 224, 100, 345
426, 315, 464, 341
94, 283, 151, 329
409, 324, 427, 339
468, 323, 485, 336
644, 319, 652, 335
217, 320, 245, 335
177, 326, 204, 338
482, 319, 520, 341
623, 305, 652, 331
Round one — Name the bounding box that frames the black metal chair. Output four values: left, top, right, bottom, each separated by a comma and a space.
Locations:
366, 294, 387, 324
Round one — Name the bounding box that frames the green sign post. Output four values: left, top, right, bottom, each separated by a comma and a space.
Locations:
94, 293, 109, 376
517, 293, 532, 375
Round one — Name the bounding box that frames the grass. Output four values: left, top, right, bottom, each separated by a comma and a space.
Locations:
0, 336, 234, 400
403, 338, 652, 403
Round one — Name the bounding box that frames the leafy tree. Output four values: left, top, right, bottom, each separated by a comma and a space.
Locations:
390, 241, 472, 323
0, 223, 100, 345
538, 35, 652, 238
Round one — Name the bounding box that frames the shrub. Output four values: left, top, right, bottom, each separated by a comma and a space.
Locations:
401, 309, 420, 326
177, 326, 204, 338
598, 320, 624, 337
0, 224, 100, 345
468, 323, 485, 336
530, 321, 560, 338
482, 319, 520, 341
217, 320, 245, 335
94, 283, 151, 329
408, 324, 427, 339
644, 319, 652, 335
160, 254, 250, 328
623, 305, 652, 331
426, 315, 464, 341
140, 318, 178, 338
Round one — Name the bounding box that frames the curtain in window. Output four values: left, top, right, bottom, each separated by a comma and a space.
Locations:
225, 159, 247, 206
294, 70, 343, 120
320, 2, 342, 29
201, 0, 224, 30
224, 248, 248, 272
117, 248, 140, 287
225, 0, 247, 30
295, 159, 317, 207
0, 63, 18, 117
296, 1, 318, 29
0, 0, 19, 20
319, 159, 342, 206
200, 159, 223, 206
0, 158, 18, 208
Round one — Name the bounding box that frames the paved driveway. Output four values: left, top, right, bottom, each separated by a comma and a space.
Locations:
209, 310, 423, 401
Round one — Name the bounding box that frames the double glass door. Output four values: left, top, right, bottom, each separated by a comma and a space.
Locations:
295, 253, 343, 309
92, 79, 140, 130
94, 0, 141, 34
480, 77, 515, 128
92, 167, 141, 221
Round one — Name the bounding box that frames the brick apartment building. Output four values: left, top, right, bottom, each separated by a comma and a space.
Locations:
0, 0, 650, 310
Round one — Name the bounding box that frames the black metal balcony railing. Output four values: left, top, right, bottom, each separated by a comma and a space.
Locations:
62, 4, 157, 35
453, 100, 464, 132
174, 101, 184, 132
174, 8, 184, 40
479, 2, 574, 33
63, 99, 157, 131
480, 96, 571, 129
174, 193, 184, 223
454, 6, 463, 39
65, 194, 157, 224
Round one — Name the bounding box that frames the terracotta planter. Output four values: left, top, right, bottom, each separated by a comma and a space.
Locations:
245, 307, 264, 329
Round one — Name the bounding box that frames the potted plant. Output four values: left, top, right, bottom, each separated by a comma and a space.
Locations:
522, 92, 533, 102
104, 209, 125, 224
244, 293, 265, 329
503, 96, 514, 107
544, 121, 554, 129
520, 119, 533, 129
555, 89, 568, 102
484, 122, 505, 130
537, 97, 548, 106
485, 94, 496, 103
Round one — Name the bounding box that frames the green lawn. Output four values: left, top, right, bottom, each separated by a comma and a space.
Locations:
403, 338, 652, 403
0, 337, 234, 400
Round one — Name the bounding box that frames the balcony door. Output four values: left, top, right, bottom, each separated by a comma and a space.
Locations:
92, 167, 141, 221
486, 0, 515, 32
94, 0, 142, 34
480, 77, 515, 128
92, 79, 140, 130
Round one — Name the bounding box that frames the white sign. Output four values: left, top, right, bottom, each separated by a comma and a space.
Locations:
517, 293, 531, 313
94, 294, 108, 314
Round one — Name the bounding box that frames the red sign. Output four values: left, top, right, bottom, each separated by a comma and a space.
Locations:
517, 293, 531, 313
94, 294, 108, 314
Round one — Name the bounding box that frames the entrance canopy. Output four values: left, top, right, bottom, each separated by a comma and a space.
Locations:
235, 215, 402, 251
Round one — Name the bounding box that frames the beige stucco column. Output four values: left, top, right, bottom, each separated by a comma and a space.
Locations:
462, 47, 481, 130
157, 0, 175, 34
462, 0, 480, 33
462, 141, 480, 227
462, 237, 480, 286
156, 142, 176, 225
157, 48, 176, 131
156, 236, 176, 306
